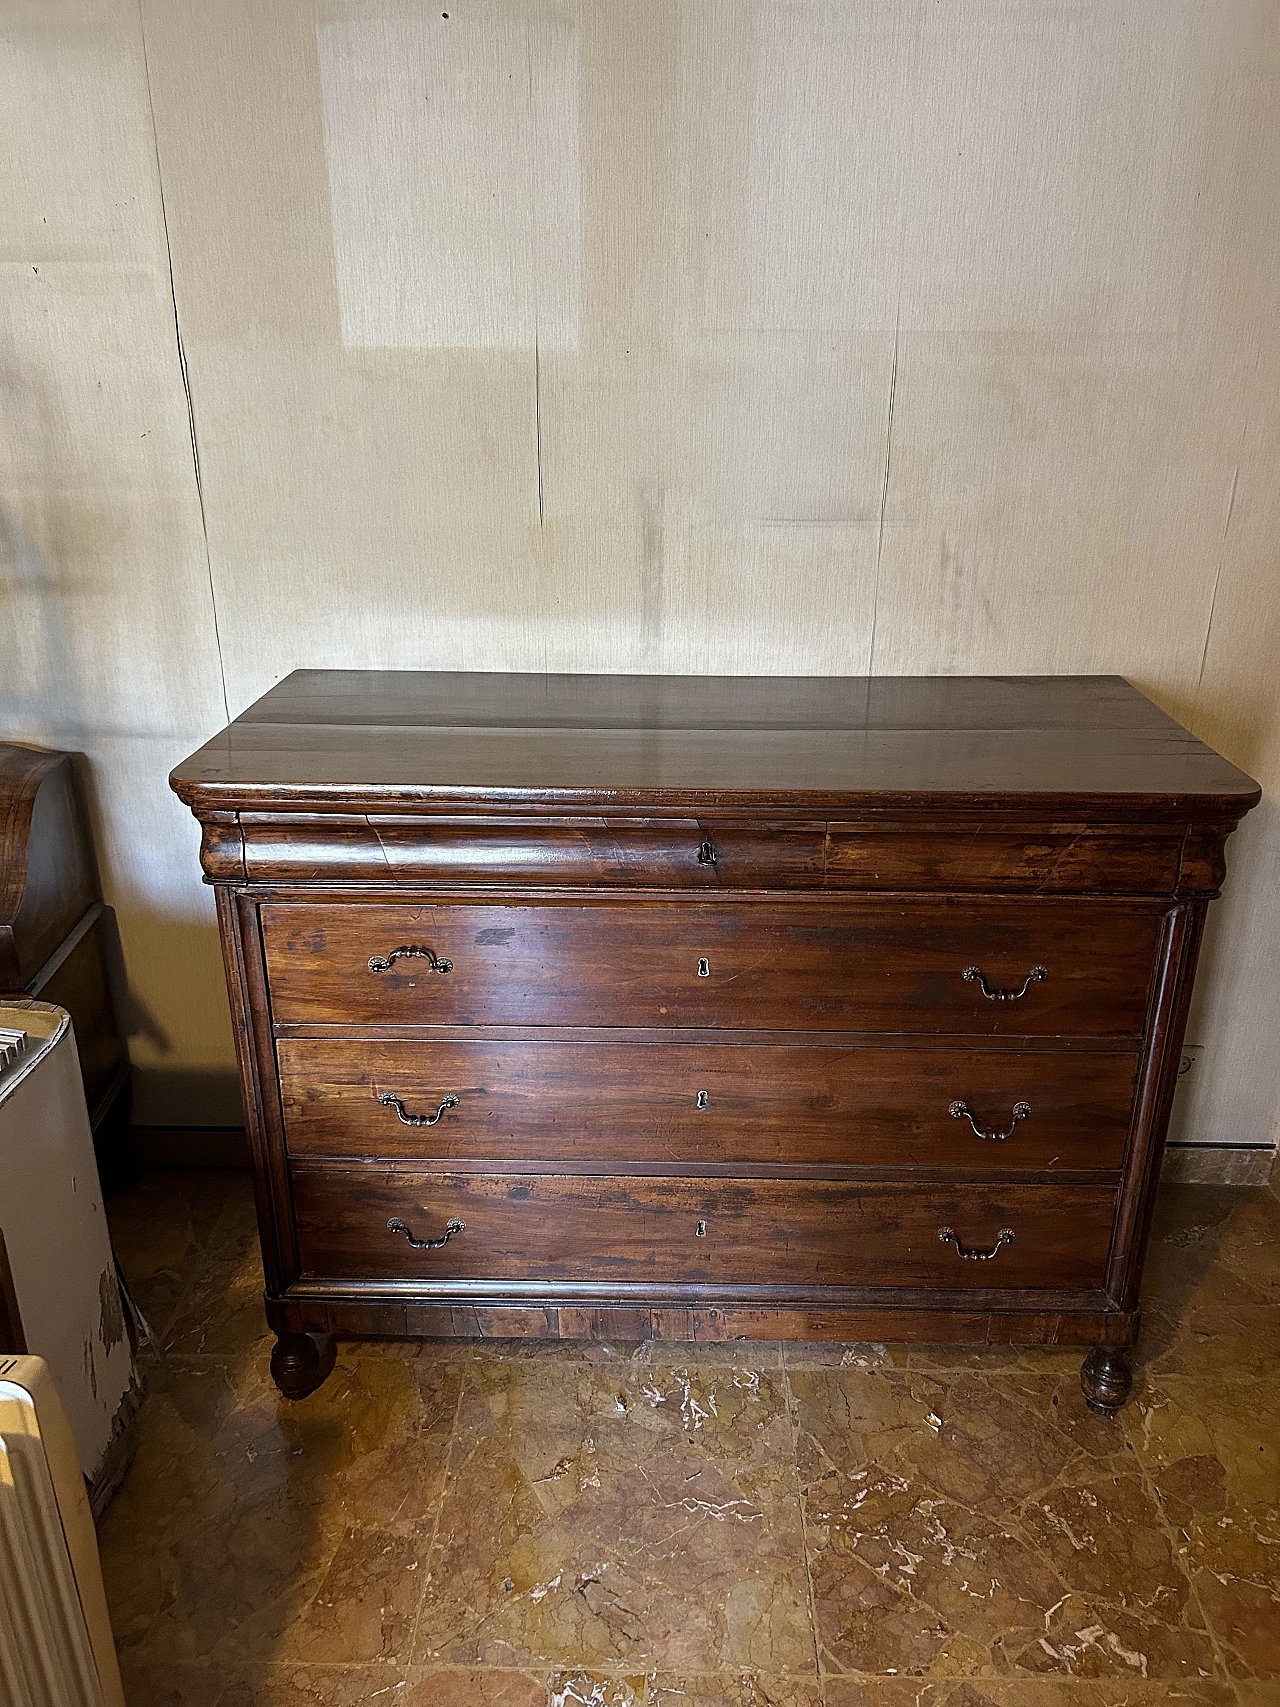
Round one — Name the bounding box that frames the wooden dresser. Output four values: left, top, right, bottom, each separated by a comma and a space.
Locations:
171, 672, 1260, 1413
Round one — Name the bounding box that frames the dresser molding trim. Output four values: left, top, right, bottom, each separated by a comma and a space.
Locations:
264, 1291, 1138, 1351
196, 819, 1238, 899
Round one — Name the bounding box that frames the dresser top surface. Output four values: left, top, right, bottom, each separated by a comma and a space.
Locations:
171, 671, 1260, 818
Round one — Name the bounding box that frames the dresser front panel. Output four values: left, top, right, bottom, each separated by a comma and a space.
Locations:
262, 899, 1163, 1037
291, 1169, 1117, 1292
241, 815, 826, 888
825, 821, 1182, 892
278, 1036, 1138, 1173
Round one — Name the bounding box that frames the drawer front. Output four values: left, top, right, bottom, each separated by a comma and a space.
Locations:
291, 1170, 1116, 1292
241, 815, 825, 888
279, 1038, 1138, 1173
262, 900, 1162, 1037
826, 821, 1182, 893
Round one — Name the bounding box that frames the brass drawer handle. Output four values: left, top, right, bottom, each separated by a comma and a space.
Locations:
378, 1091, 460, 1127
387, 1215, 465, 1250
949, 1099, 1031, 1142
963, 964, 1047, 1002
368, 945, 453, 974
697, 839, 717, 866
938, 1225, 1014, 1261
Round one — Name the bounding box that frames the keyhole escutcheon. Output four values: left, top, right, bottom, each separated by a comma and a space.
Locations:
697, 957, 710, 977
695, 1220, 708, 1238
695, 1090, 709, 1109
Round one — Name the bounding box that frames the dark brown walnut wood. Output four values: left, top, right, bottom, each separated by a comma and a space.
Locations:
1080, 1343, 1134, 1416
0, 744, 130, 1139
825, 820, 1183, 893
239, 814, 827, 888
171, 671, 1260, 821
278, 1036, 1138, 1174
261, 897, 1164, 1038
291, 1169, 1118, 1293
0, 744, 96, 985
170, 672, 1261, 1407
268, 1330, 336, 1400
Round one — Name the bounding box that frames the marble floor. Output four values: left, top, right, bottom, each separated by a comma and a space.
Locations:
98, 1169, 1279, 1707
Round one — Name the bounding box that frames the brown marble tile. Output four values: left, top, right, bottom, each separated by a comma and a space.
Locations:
98, 1170, 1279, 1702
1125, 1376, 1280, 1679
276, 1526, 425, 1664
106, 1167, 258, 1342
162, 1235, 272, 1358
99, 1347, 461, 1662
791, 1366, 1213, 1681
1140, 1301, 1280, 1385
116, 1662, 228, 1707
548, 1672, 648, 1705
1141, 1185, 1280, 1317
414, 1358, 814, 1675
822, 1682, 1235, 1706
647, 1673, 822, 1706
121, 1662, 421, 1705
406, 1670, 550, 1706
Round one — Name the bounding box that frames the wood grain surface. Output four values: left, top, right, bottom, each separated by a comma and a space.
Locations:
278, 1035, 1138, 1174
291, 1168, 1118, 1293
262, 897, 1163, 1036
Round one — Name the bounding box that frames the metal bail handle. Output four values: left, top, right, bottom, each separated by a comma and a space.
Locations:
387, 1216, 465, 1251
378, 1091, 460, 1127
368, 945, 453, 974
949, 1099, 1032, 1142
963, 964, 1047, 1002
938, 1225, 1015, 1261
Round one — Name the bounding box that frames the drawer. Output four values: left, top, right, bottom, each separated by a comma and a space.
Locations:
262, 900, 1163, 1037
240, 815, 825, 888
278, 1038, 1139, 1173
825, 821, 1182, 893
290, 1170, 1117, 1292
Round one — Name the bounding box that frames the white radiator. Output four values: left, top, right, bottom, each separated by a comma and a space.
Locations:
0, 1354, 125, 1707
0, 1002, 138, 1502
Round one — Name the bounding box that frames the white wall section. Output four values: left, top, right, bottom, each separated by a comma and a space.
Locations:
0, 0, 1277, 1153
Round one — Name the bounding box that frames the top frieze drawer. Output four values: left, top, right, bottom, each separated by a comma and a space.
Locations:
236, 815, 825, 889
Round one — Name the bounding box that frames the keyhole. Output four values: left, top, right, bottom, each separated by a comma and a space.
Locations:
695, 1220, 708, 1237
697, 957, 710, 977
695, 1090, 709, 1109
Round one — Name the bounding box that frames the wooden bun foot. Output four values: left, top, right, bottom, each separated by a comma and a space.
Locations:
1080, 1345, 1133, 1417
270, 1331, 336, 1399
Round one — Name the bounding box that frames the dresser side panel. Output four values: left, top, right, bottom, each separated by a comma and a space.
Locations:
215, 888, 298, 1293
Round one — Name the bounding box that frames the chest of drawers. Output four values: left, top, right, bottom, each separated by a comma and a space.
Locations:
172, 672, 1260, 1413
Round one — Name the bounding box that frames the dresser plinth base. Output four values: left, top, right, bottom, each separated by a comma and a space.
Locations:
265, 1291, 1138, 1402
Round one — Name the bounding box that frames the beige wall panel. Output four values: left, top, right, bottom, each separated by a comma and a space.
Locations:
5, 0, 1278, 1150
1, 265, 227, 733
867, 333, 1239, 690
133, 0, 341, 343
680, 0, 913, 335
0, 0, 235, 1122
64, 730, 239, 1126
1172, 438, 1280, 1150
0, 4, 164, 266
176, 339, 541, 713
